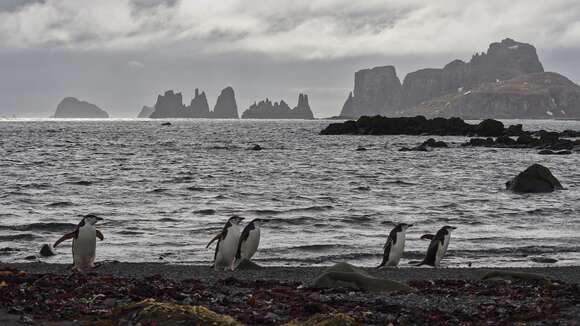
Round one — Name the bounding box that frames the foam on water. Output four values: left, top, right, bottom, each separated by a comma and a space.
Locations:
1, 118, 580, 267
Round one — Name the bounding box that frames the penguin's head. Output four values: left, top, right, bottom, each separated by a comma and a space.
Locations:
398, 223, 413, 230
443, 225, 457, 232
84, 215, 103, 225
228, 215, 245, 225
251, 218, 266, 226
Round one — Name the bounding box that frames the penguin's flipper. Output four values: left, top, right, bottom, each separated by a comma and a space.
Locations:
53, 231, 78, 247
206, 233, 221, 248
420, 234, 435, 240
96, 230, 104, 241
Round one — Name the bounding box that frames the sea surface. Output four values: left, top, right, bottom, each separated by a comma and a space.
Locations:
1, 118, 580, 268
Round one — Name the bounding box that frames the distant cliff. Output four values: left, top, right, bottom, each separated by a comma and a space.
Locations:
241, 93, 314, 119
339, 38, 580, 119
137, 106, 154, 118
53, 97, 109, 118
147, 87, 238, 119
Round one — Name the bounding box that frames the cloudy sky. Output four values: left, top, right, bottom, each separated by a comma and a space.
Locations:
1, 0, 580, 118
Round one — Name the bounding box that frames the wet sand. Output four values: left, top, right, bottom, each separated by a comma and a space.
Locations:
3, 262, 580, 284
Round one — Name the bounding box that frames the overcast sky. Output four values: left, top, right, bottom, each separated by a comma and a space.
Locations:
1, 0, 580, 118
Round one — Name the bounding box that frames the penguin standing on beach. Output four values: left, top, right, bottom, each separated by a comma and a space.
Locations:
206, 215, 244, 271
376, 223, 413, 268
233, 218, 264, 268
53, 215, 104, 271
417, 225, 457, 268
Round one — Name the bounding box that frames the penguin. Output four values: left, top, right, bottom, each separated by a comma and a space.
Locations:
233, 218, 264, 268
53, 215, 104, 271
376, 223, 413, 268
206, 215, 244, 271
417, 225, 457, 268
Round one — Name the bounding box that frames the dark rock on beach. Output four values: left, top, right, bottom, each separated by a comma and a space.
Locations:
506, 164, 563, 193
53, 97, 109, 118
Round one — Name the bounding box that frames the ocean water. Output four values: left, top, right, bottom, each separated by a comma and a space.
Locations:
1, 118, 580, 268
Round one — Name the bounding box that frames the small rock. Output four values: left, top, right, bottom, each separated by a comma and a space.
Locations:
161, 122, 172, 126
356, 146, 367, 151
249, 144, 262, 151
422, 138, 448, 148
39, 244, 55, 257
24, 255, 36, 260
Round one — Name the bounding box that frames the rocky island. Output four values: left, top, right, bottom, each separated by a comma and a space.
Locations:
340, 38, 580, 119
147, 87, 239, 119
241, 93, 314, 119
52, 97, 109, 118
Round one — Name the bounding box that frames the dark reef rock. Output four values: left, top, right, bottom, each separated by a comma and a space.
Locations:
339, 38, 580, 119
422, 138, 448, 148
241, 93, 314, 119
212, 87, 239, 119
321, 115, 484, 136
53, 97, 109, 118
538, 149, 572, 155
477, 119, 505, 137
149, 87, 239, 119
506, 164, 563, 193
137, 106, 154, 118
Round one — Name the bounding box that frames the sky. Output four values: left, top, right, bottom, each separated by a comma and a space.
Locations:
1, 0, 580, 118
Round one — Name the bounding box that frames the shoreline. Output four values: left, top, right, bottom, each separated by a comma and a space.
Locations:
3, 262, 580, 284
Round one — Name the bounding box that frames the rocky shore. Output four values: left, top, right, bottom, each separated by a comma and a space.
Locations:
1, 263, 579, 325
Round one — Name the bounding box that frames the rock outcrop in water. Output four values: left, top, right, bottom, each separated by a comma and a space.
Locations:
241, 93, 314, 119
339, 38, 580, 119
506, 164, 563, 193
148, 87, 239, 119
212, 87, 239, 119
53, 97, 109, 118
137, 106, 154, 118
321, 116, 506, 136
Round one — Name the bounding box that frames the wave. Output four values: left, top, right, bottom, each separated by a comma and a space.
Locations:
195, 209, 216, 215
45, 201, 74, 207
0, 233, 39, 241
0, 222, 77, 232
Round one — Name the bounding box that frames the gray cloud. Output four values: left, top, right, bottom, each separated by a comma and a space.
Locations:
0, 1, 580, 118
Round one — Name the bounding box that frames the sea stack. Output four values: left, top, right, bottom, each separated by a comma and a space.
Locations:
241, 93, 314, 119
53, 97, 109, 118
149, 90, 184, 118
213, 87, 239, 119
188, 89, 210, 118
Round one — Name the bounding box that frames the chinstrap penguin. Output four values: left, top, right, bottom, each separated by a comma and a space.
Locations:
206, 215, 244, 271
376, 223, 413, 268
233, 218, 265, 268
417, 225, 457, 268
53, 215, 104, 271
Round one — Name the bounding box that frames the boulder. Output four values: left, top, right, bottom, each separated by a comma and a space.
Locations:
517, 134, 537, 145
477, 119, 505, 137
39, 244, 55, 257
506, 124, 524, 136
311, 262, 413, 293
53, 97, 109, 118
506, 164, 563, 193
495, 135, 516, 146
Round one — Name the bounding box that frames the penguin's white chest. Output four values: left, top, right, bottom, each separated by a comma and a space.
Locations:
435, 234, 451, 267
387, 231, 405, 265
73, 224, 97, 270
240, 227, 261, 260
215, 225, 241, 269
